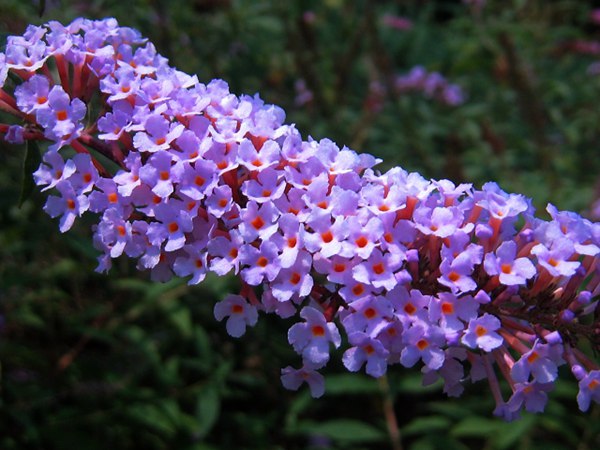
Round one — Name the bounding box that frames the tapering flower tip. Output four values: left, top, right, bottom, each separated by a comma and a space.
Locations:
213, 294, 258, 338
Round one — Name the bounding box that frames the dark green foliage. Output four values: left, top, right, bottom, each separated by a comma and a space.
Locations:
1, 1, 600, 449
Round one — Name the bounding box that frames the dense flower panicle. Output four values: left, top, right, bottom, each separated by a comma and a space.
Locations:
1, 18, 599, 419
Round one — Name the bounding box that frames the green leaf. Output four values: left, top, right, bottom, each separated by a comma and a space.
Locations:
451, 417, 501, 438
492, 414, 535, 450
19, 141, 41, 208
195, 387, 221, 438
401, 416, 451, 437
294, 419, 386, 444
324, 373, 379, 395
167, 305, 193, 338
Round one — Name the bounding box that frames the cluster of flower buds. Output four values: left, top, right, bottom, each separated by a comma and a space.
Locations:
394, 65, 465, 106
1, 18, 599, 420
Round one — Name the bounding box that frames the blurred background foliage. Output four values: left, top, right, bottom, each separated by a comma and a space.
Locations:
1, 0, 600, 449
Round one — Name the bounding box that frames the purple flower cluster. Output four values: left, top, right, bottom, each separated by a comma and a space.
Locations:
394, 66, 465, 106
1, 18, 599, 420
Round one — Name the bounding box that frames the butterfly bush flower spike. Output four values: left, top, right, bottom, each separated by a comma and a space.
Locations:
1, 18, 599, 420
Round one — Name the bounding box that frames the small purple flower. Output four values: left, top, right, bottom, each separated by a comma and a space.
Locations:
511, 340, 563, 384
237, 138, 280, 171
387, 286, 430, 326
241, 167, 286, 204
428, 292, 478, 333
341, 216, 383, 259
461, 314, 503, 352
421, 348, 467, 397
173, 242, 209, 285
33, 151, 76, 192
271, 250, 313, 302
133, 113, 184, 153
138, 150, 182, 199
531, 239, 580, 277
113, 152, 143, 197
205, 184, 234, 219
576, 370, 600, 412
97, 100, 134, 140
36, 85, 86, 150
341, 295, 394, 337
238, 200, 280, 243
483, 241, 536, 285
288, 306, 341, 368
413, 205, 472, 238
400, 322, 446, 370
89, 177, 126, 213
239, 240, 281, 285
94, 208, 131, 258
304, 214, 348, 258
214, 294, 259, 338
281, 365, 325, 398
43, 180, 90, 232
146, 202, 193, 252
207, 230, 243, 276
69, 153, 99, 194
343, 332, 390, 377
15, 74, 51, 114
438, 252, 479, 294
507, 382, 553, 414
352, 248, 405, 291
177, 159, 219, 201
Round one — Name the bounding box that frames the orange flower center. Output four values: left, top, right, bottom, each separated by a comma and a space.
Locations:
312, 325, 325, 337
251, 216, 265, 230
257, 256, 268, 267
355, 236, 368, 248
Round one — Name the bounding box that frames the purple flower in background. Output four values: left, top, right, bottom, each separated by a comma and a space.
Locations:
214, 294, 258, 338
381, 14, 413, 31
